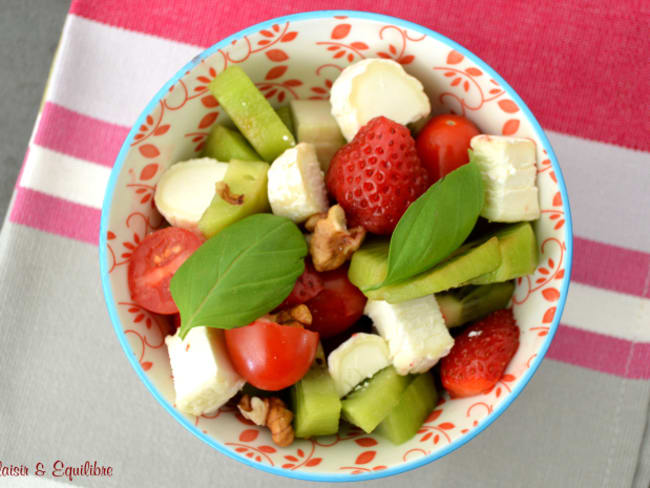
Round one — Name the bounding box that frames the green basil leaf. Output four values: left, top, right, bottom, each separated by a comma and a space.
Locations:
171, 213, 307, 338
378, 159, 484, 287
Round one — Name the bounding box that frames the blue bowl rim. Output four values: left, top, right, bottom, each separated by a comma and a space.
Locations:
99, 9, 573, 483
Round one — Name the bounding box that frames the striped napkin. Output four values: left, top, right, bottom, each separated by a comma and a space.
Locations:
1, 1, 648, 487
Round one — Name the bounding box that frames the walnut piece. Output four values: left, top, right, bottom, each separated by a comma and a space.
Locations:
273, 304, 312, 327
266, 397, 294, 447
308, 205, 366, 272
237, 394, 269, 426
216, 181, 244, 205
237, 394, 294, 447
304, 211, 327, 232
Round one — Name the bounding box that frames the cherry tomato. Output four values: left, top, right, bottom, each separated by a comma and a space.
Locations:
224, 320, 319, 390
277, 260, 324, 309
415, 114, 480, 182
304, 266, 367, 338
127, 227, 202, 315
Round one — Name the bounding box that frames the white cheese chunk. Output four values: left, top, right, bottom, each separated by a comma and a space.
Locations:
267, 142, 329, 223
154, 158, 228, 231
470, 135, 540, 221
470, 135, 536, 169
327, 333, 391, 397
330, 59, 431, 141
364, 296, 454, 375
481, 164, 537, 190
483, 186, 540, 222
165, 327, 244, 416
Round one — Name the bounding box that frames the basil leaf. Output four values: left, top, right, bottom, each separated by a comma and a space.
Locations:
170, 213, 307, 338
379, 159, 483, 287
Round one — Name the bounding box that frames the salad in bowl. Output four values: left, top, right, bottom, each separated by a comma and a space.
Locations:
100, 11, 571, 482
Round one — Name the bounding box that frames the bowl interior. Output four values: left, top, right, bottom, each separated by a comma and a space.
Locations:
100, 11, 571, 482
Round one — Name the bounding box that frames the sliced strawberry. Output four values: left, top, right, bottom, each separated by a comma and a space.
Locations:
440, 309, 519, 398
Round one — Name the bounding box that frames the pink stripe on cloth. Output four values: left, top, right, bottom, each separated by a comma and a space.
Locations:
547, 324, 650, 379
69, 0, 648, 152
9, 187, 650, 380
573, 237, 650, 298
34, 102, 129, 168
9, 187, 100, 245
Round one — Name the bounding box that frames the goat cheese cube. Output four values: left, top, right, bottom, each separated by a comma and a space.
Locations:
267, 142, 329, 223
328, 333, 392, 397
470, 135, 540, 221
330, 59, 431, 141
154, 158, 228, 231
165, 327, 244, 416
364, 296, 454, 375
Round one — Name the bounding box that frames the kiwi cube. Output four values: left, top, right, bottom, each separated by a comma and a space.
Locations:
377, 373, 438, 445
291, 367, 341, 438
209, 66, 295, 162
341, 366, 411, 434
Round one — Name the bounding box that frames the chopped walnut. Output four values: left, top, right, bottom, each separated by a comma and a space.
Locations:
304, 211, 327, 232
237, 394, 269, 426
273, 304, 312, 327
216, 181, 244, 205
308, 205, 366, 272
237, 394, 294, 447
266, 397, 294, 447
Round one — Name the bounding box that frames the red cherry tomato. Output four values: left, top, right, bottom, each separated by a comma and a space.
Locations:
128, 227, 202, 315
304, 266, 367, 338
277, 260, 324, 309
224, 320, 319, 391
415, 114, 480, 182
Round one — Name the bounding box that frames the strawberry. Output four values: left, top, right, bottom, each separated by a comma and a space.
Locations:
440, 309, 519, 398
325, 116, 430, 235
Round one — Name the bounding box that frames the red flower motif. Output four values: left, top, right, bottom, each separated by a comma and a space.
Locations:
498, 99, 520, 113
331, 24, 351, 40
502, 119, 520, 135
201, 95, 218, 108
355, 451, 376, 464
139, 144, 160, 158
425, 409, 442, 423
542, 288, 561, 302
281, 31, 297, 42
447, 50, 464, 64
239, 429, 259, 442
542, 307, 557, 324
139, 163, 158, 181
266, 49, 289, 62
354, 437, 378, 447
198, 112, 219, 129
153, 125, 170, 135
266, 65, 288, 80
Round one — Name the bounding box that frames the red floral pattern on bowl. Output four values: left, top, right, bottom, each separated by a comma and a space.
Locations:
100, 12, 571, 481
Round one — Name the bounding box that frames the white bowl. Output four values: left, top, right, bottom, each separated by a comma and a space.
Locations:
99, 10, 573, 482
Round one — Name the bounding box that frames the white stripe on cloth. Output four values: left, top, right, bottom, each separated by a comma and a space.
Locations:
547, 131, 650, 254
19, 145, 111, 209
47, 15, 201, 127
562, 282, 650, 342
